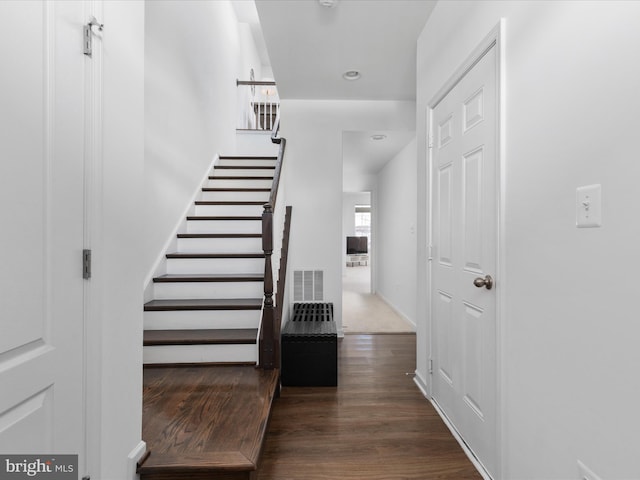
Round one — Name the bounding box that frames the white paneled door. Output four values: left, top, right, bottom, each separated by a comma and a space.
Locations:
0, 0, 87, 470
430, 44, 498, 476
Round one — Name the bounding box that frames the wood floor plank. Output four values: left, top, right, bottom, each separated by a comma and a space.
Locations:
140, 366, 279, 479
140, 334, 483, 480
257, 334, 483, 480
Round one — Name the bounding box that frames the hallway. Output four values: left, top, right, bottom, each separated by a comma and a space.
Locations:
258, 334, 482, 479
342, 266, 415, 334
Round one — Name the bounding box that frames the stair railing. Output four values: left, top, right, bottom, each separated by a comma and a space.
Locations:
260, 115, 289, 369
236, 79, 280, 131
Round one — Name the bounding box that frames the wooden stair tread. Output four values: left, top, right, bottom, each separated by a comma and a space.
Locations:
166, 252, 264, 259
186, 215, 261, 221
218, 155, 277, 160
144, 298, 262, 311
138, 452, 254, 475
143, 329, 258, 345
209, 175, 274, 180
153, 273, 263, 283
216, 165, 275, 170
138, 366, 279, 478
194, 201, 266, 206
177, 233, 261, 238
202, 187, 270, 192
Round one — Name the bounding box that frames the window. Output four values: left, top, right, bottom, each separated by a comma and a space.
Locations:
354, 205, 371, 251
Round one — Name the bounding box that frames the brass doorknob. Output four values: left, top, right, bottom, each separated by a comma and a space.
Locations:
473, 275, 493, 290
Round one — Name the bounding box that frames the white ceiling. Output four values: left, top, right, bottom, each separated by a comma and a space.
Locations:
255, 0, 436, 101
254, 0, 436, 190
342, 130, 415, 175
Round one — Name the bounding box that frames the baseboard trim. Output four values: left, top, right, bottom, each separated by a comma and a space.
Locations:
375, 292, 416, 330
127, 440, 147, 480
413, 371, 429, 397
428, 398, 494, 480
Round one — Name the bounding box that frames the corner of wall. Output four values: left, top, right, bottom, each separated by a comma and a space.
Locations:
142, 155, 219, 295
127, 441, 147, 480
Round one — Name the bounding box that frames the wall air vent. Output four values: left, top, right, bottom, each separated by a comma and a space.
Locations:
293, 270, 324, 302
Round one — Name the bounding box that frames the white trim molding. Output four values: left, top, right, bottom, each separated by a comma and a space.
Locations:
127, 440, 147, 480
425, 19, 506, 480
430, 398, 494, 480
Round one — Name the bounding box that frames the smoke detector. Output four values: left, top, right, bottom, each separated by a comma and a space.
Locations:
342, 70, 361, 81
318, 0, 338, 7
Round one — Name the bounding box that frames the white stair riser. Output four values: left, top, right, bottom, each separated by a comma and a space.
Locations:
167, 257, 264, 274
218, 159, 276, 167
154, 281, 263, 300
144, 309, 261, 330
207, 179, 272, 188
177, 236, 262, 253
194, 204, 264, 216
200, 191, 269, 202
143, 344, 257, 365
213, 168, 275, 177
186, 219, 261, 234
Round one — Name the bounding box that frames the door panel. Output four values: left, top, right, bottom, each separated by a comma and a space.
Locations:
431, 44, 497, 475
438, 163, 453, 266
462, 147, 484, 273
0, 0, 85, 462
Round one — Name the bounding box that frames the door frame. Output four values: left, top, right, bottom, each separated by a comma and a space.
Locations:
425, 20, 506, 480
83, 0, 105, 476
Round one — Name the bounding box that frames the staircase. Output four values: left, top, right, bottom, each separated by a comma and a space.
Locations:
143, 155, 277, 365
139, 154, 283, 480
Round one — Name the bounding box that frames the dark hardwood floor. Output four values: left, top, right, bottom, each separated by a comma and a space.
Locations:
258, 334, 482, 480
139, 365, 279, 480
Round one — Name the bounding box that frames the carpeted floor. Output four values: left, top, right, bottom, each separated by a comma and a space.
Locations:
342, 265, 415, 334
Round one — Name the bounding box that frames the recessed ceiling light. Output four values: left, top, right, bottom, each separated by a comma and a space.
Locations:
371, 134, 387, 141
343, 70, 361, 81
318, 0, 338, 7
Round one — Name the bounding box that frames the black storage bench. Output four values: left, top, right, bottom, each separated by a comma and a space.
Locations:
281, 303, 337, 386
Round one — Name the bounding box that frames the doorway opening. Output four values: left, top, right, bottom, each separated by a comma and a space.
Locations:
343, 193, 372, 294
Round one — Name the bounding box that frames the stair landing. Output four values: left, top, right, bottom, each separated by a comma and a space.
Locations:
138, 365, 279, 480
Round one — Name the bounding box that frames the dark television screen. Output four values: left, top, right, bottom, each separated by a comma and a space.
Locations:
346, 236, 368, 254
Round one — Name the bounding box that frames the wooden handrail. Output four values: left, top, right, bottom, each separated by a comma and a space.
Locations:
259, 114, 287, 370
276, 206, 293, 328
268, 117, 285, 207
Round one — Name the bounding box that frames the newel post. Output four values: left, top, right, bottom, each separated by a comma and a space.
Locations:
260, 204, 276, 369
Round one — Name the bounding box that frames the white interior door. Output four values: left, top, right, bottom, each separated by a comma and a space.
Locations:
0, 0, 86, 467
430, 44, 498, 475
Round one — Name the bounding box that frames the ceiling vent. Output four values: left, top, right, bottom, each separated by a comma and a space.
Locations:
318, 0, 338, 8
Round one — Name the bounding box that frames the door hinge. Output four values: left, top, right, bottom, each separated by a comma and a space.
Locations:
428, 359, 433, 374
428, 135, 434, 149
83, 249, 92, 279
83, 17, 104, 57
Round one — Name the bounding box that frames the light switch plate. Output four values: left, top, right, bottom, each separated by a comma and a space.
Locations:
576, 184, 602, 228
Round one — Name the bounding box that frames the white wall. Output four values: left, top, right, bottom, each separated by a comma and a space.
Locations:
236, 22, 263, 130
144, 0, 252, 276
416, 2, 640, 478
280, 100, 414, 334
376, 139, 417, 327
